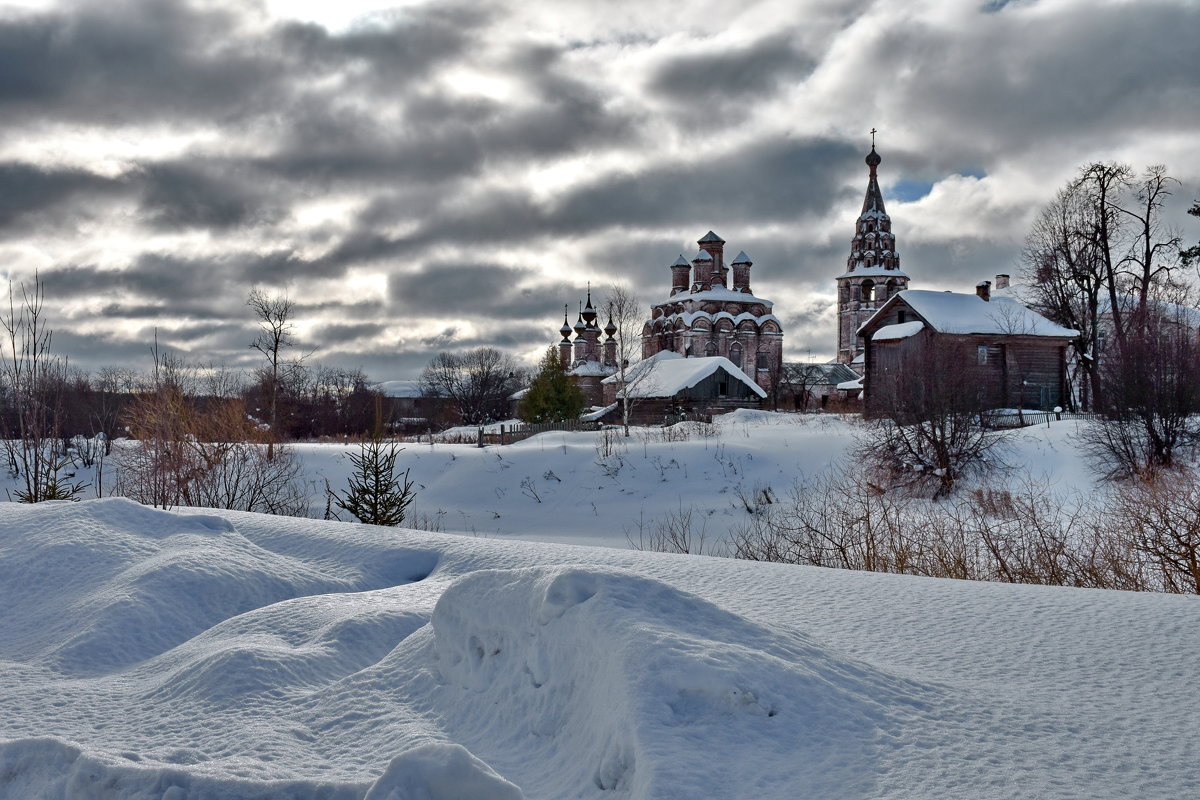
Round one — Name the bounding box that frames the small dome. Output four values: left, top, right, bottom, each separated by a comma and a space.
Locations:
865, 145, 881, 168
698, 230, 725, 244
671, 254, 690, 267
573, 313, 586, 334
731, 250, 752, 265
692, 249, 713, 262
604, 318, 617, 337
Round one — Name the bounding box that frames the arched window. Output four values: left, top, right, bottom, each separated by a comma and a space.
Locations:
861, 280, 876, 302
885, 279, 898, 299
728, 341, 743, 369
704, 341, 718, 357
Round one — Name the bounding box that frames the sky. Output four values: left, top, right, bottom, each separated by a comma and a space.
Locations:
2, 0, 1198, 380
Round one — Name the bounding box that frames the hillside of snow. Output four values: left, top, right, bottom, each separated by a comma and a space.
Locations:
2, 490, 1199, 798
294, 410, 1090, 548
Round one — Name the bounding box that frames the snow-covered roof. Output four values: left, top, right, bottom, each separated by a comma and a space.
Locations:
859, 290, 1078, 338
692, 249, 712, 261
568, 360, 617, 377
837, 377, 863, 391
671, 255, 690, 267
871, 321, 925, 342
651, 310, 782, 331
656, 285, 774, 307
602, 351, 767, 399
731, 250, 752, 264
698, 230, 724, 243
836, 265, 909, 280
375, 380, 423, 398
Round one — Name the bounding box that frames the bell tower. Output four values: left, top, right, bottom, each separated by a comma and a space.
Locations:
836, 133, 909, 364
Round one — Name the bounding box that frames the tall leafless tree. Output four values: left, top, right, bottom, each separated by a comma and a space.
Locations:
607, 284, 657, 436
247, 289, 307, 458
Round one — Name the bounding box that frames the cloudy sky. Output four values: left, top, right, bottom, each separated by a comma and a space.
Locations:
3, 0, 1198, 379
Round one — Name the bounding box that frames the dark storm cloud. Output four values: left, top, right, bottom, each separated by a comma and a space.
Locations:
873, 1, 1200, 162
41, 250, 303, 307
136, 162, 282, 231
0, 0, 487, 126
0, 162, 123, 230
390, 263, 579, 320
648, 32, 816, 113
311, 322, 387, 345
399, 137, 858, 253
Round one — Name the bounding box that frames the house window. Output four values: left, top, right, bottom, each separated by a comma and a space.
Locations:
977, 345, 988, 365
897, 309, 907, 324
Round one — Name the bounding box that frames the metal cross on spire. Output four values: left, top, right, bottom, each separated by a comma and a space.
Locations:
870, 127, 877, 147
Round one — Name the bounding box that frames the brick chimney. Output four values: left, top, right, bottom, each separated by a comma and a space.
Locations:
976, 281, 991, 301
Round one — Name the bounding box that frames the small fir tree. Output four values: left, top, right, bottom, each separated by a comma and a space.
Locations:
519, 347, 585, 423
330, 434, 416, 526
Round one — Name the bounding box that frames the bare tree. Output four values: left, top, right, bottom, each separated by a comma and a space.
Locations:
607, 284, 656, 436
420, 347, 523, 425
861, 337, 1010, 499
248, 288, 308, 458
1022, 181, 1107, 410
0, 275, 85, 502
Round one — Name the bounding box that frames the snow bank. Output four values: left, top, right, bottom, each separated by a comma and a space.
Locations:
3, 416, 1199, 798
427, 566, 930, 798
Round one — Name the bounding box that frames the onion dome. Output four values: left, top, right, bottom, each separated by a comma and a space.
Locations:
604, 309, 617, 338
582, 285, 598, 325
573, 302, 586, 335
865, 144, 881, 170
559, 305, 572, 341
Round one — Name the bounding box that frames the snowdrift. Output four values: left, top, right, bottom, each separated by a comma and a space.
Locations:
1, 498, 1197, 798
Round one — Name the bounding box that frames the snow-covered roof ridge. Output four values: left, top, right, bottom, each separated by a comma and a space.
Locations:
871, 320, 925, 341
836, 265, 910, 280
602, 352, 767, 399
731, 250, 752, 264
656, 285, 774, 307
568, 360, 617, 377
859, 290, 1078, 338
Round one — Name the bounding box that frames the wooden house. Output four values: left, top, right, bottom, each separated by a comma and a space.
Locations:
857, 285, 1077, 418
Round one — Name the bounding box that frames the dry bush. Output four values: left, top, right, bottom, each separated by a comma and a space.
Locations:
1108, 467, 1200, 593
721, 462, 1193, 593
116, 385, 307, 515
626, 505, 722, 556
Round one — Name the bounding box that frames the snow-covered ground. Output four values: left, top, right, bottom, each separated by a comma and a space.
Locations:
2, 496, 1197, 798
2, 413, 1197, 798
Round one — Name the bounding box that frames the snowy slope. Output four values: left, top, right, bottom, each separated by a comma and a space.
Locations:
298, 410, 1096, 549
2, 496, 1198, 798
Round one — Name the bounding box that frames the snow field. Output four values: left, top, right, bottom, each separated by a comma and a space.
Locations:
1, 413, 1198, 797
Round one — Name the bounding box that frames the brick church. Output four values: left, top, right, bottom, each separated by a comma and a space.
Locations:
552, 142, 908, 412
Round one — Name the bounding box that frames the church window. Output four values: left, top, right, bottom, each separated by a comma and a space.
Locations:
729, 341, 743, 369
861, 280, 876, 302
757, 350, 770, 369
705, 341, 717, 357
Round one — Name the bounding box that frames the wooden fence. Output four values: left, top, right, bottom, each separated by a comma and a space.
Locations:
983, 411, 1098, 429
478, 419, 601, 446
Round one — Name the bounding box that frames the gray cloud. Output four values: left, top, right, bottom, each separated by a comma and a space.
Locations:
2, 0, 1196, 376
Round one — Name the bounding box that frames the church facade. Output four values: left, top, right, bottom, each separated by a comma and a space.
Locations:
640, 231, 783, 392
